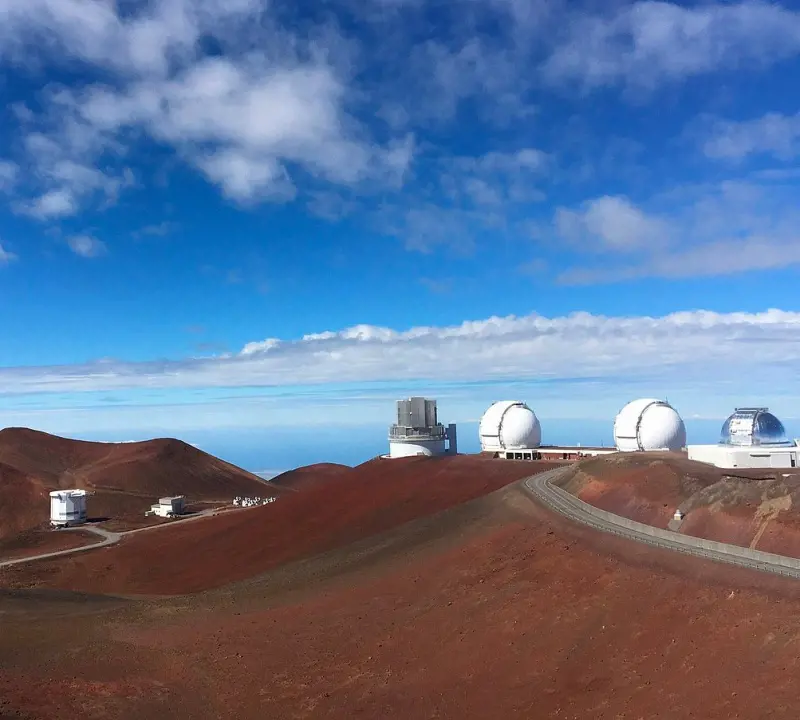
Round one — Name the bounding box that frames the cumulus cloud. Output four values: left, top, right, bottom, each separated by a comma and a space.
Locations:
552, 180, 800, 282
543, 0, 800, 89
3, 309, 800, 396
554, 195, 669, 252
67, 234, 107, 258
0, 0, 413, 214
703, 112, 800, 161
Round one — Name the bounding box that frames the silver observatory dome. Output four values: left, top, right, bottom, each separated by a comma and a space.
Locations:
720, 407, 791, 447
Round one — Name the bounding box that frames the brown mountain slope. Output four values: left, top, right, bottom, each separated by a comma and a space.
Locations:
269, 462, 352, 492
0, 454, 559, 594
0, 427, 278, 538
2, 475, 800, 719
562, 451, 800, 554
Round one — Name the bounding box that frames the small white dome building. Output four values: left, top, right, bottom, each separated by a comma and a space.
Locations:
613, 398, 686, 452
479, 401, 542, 452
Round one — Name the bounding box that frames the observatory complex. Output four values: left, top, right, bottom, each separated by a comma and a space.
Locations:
688, 407, 799, 469
613, 399, 687, 452
387, 397, 457, 458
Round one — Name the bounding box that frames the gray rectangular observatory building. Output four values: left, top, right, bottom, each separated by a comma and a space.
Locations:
396, 397, 438, 429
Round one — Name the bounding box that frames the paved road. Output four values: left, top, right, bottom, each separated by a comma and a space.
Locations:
524, 467, 800, 580
0, 507, 222, 570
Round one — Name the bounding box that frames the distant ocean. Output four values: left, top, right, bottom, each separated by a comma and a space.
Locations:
170, 418, 771, 475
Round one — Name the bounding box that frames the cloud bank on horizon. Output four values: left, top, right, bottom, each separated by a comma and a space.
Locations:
1, 0, 799, 438
3, 309, 800, 435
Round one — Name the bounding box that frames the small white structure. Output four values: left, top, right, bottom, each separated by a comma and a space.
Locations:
688, 407, 799, 469
613, 398, 686, 452
388, 397, 457, 458
50, 490, 87, 528
147, 496, 186, 518
479, 401, 542, 452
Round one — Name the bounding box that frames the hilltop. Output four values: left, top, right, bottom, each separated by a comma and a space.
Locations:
0, 427, 278, 541
561, 451, 800, 555
269, 462, 352, 492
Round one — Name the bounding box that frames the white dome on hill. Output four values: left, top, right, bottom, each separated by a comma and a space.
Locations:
479, 401, 542, 451
614, 398, 686, 452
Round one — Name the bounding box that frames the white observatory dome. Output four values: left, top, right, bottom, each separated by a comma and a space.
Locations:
613, 398, 686, 452
479, 401, 542, 452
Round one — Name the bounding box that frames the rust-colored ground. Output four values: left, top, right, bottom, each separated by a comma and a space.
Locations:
0, 528, 98, 562
0, 427, 280, 539
269, 462, 352, 492
565, 452, 800, 554
0, 455, 557, 594
3, 469, 800, 720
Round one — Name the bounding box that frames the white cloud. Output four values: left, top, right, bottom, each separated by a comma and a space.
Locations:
1, 0, 413, 213
703, 112, 800, 161
560, 235, 800, 284
20, 189, 77, 219
3, 309, 800, 396
67, 234, 107, 258
0, 160, 18, 191
543, 1, 800, 89
13, 127, 134, 219
0, 0, 261, 77
552, 180, 800, 282
0, 243, 17, 265
554, 195, 669, 252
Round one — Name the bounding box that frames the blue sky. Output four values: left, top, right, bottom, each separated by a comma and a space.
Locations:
2, 0, 800, 469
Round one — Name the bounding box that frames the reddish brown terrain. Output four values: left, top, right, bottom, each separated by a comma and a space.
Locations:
0, 454, 556, 594
0, 527, 98, 561
2, 454, 800, 719
563, 451, 800, 554
0, 427, 280, 545
269, 462, 352, 492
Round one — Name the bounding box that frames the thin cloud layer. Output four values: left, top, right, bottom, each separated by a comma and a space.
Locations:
3, 309, 800, 395
543, 0, 800, 89
703, 112, 800, 161
553, 181, 800, 283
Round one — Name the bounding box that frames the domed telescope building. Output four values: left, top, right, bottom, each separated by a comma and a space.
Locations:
613, 398, 686, 452
480, 400, 615, 461
688, 407, 798, 469
479, 401, 542, 453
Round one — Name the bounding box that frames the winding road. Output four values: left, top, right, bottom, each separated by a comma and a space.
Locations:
0, 507, 222, 570
524, 466, 800, 580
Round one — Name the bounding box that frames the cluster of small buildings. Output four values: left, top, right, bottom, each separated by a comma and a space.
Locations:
232, 496, 277, 507
385, 396, 799, 471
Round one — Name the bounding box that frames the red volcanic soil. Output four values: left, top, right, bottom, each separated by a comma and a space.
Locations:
3, 477, 800, 719
0, 427, 278, 538
0, 528, 98, 562
0, 455, 557, 595
562, 452, 727, 528
0, 461, 49, 540
269, 462, 352, 492
563, 452, 800, 555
